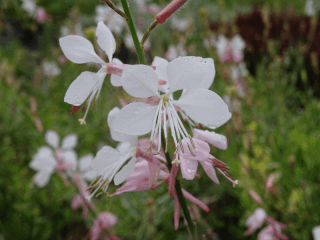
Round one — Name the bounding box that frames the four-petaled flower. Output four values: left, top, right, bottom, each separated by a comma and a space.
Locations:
59, 21, 123, 125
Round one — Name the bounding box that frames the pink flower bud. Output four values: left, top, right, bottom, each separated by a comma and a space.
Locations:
34, 7, 49, 23
156, 0, 188, 24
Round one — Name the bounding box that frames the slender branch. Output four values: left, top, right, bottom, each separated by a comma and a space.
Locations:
100, 0, 128, 20
120, 0, 146, 64
161, 132, 195, 238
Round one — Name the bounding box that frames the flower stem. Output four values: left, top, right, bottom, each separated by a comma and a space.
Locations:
161, 132, 195, 238
120, 0, 146, 64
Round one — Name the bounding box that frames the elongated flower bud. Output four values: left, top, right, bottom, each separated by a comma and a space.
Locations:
156, 0, 189, 23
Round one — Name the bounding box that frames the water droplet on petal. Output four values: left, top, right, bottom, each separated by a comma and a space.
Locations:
216, 121, 220, 125
200, 70, 203, 73
128, 67, 132, 71
66, 98, 70, 103
143, 72, 147, 75
187, 169, 192, 173
184, 59, 188, 62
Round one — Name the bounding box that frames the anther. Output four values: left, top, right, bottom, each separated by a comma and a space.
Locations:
96, 191, 104, 197
178, 139, 184, 153
89, 176, 99, 188
101, 179, 110, 190
165, 138, 168, 153
151, 151, 160, 155
172, 158, 182, 165
174, 147, 179, 156
187, 143, 196, 156
78, 119, 86, 125
189, 134, 195, 149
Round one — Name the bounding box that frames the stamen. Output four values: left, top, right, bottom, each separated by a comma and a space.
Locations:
172, 158, 182, 165
178, 139, 184, 153
101, 179, 110, 191
78, 119, 86, 125
189, 134, 195, 149
151, 151, 160, 155
174, 147, 179, 156
88, 176, 100, 188
187, 143, 196, 156
165, 137, 168, 153
96, 191, 104, 197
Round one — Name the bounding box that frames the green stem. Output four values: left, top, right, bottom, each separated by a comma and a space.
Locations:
120, 0, 146, 64
161, 132, 195, 238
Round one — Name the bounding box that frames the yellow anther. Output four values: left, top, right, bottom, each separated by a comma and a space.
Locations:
78, 119, 86, 125
187, 143, 196, 156
172, 159, 182, 165
189, 134, 196, 148
233, 180, 239, 188
96, 191, 104, 197
165, 137, 168, 153
178, 139, 184, 153
89, 176, 99, 188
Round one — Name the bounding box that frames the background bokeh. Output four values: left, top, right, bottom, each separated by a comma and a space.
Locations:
1, 0, 320, 239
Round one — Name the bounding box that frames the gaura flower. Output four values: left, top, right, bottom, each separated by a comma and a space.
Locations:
95, 5, 126, 35
245, 208, 267, 236
29, 130, 78, 187
59, 21, 123, 125
113, 56, 231, 162
215, 34, 245, 63
90, 212, 120, 240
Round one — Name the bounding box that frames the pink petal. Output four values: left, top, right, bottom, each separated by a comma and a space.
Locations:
168, 164, 179, 196
173, 191, 180, 230
192, 129, 227, 150
199, 160, 219, 184
248, 189, 262, 204
179, 155, 198, 180
182, 189, 209, 212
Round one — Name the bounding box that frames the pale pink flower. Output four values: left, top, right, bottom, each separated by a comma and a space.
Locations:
148, 4, 159, 15
266, 173, 280, 190
34, 7, 49, 23
90, 212, 120, 240
245, 208, 267, 236
215, 35, 245, 63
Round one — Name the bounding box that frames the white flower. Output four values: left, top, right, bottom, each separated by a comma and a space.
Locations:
223, 94, 237, 112
43, 61, 61, 77
112, 56, 231, 156
171, 16, 190, 31
65, 153, 97, 182
164, 44, 187, 61
305, 0, 315, 16
95, 5, 126, 35
59, 21, 120, 125
60, 23, 84, 37
215, 34, 245, 63
29, 130, 78, 187
22, 0, 36, 16
125, 30, 150, 51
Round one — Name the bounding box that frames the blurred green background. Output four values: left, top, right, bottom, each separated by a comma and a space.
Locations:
1, 0, 320, 239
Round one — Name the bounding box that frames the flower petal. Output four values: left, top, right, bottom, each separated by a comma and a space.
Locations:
167, 56, 207, 93
113, 102, 158, 135
192, 129, 227, 150
110, 58, 123, 87
180, 156, 198, 180
30, 146, 56, 170
62, 150, 77, 171
199, 161, 219, 184
114, 156, 137, 185
59, 35, 105, 64
108, 107, 139, 145
96, 21, 116, 62
45, 130, 60, 149
121, 65, 159, 98
173, 89, 232, 128
61, 134, 78, 150
64, 71, 100, 106
82, 170, 97, 181
152, 56, 169, 92
79, 153, 94, 172
91, 146, 120, 174
198, 58, 215, 89
33, 171, 52, 188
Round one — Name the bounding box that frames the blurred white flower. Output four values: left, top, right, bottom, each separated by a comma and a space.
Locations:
171, 16, 189, 31
215, 34, 245, 63
60, 23, 84, 37
125, 30, 150, 51
43, 61, 61, 77
203, 36, 216, 49
29, 130, 78, 187
95, 5, 126, 35
223, 94, 237, 112
305, 0, 315, 16
21, 0, 36, 16
165, 44, 187, 61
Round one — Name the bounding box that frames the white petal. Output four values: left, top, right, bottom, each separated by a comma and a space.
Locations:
61, 134, 78, 150
79, 153, 94, 172
96, 21, 116, 62
64, 71, 100, 106
152, 56, 169, 92
173, 89, 232, 128
33, 171, 52, 188
30, 146, 56, 171
192, 129, 227, 150
121, 65, 159, 98
114, 156, 137, 185
59, 35, 105, 65
91, 146, 120, 174
198, 58, 215, 89
82, 170, 97, 181
112, 102, 158, 135
45, 130, 60, 149
110, 58, 123, 87
62, 150, 77, 171
108, 107, 139, 144
180, 156, 198, 180
167, 56, 207, 93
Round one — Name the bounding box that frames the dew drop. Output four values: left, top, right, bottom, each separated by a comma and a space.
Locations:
128, 67, 132, 71
200, 70, 203, 73
143, 72, 147, 75
187, 169, 192, 173
137, 106, 141, 109
216, 121, 220, 125
66, 98, 70, 103
134, 111, 138, 114
184, 59, 188, 62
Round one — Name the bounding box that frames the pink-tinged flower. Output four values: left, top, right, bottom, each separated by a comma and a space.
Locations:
248, 189, 262, 204
95, 5, 125, 35
110, 158, 209, 230
258, 224, 288, 240
266, 173, 280, 190
148, 4, 159, 15
113, 57, 231, 161
264, 216, 288, 240
34, 7, 49, 23
171, 16, 189, 31
22, 0, 36, 16
230, 63, 248, 98
245, 208, 267, 236
90, 212, 120, 240
59, 21, 123, 125
164, 44, 187, 61
215, 35, 245, 63
58, 55, 67, 65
